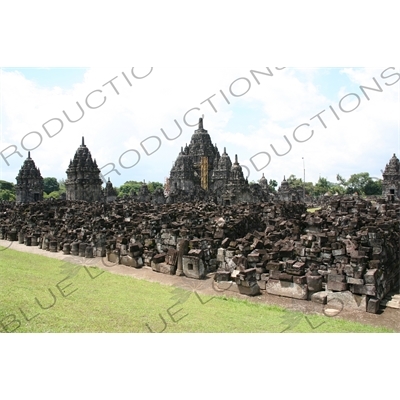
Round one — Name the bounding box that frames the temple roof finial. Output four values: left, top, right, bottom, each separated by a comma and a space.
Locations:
199, 117, 203, 130
82, 137, 85, 146
28, 151, 31, 159
235, 154, 238, 164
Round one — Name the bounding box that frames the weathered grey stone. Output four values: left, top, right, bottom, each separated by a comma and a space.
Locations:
367, 298, 380, 314
347, 277, 364, 285
327, 281, 349, 292
266, 279, 308, 300
311, 291, 329, 305
182, 255, 206, 279
307, 275, 323, 292
327, 291, 367, 311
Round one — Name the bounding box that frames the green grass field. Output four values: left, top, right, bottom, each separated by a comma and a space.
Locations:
0, 246, 393, 333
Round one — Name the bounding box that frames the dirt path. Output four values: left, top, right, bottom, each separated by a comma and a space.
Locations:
2, 239, 400, 332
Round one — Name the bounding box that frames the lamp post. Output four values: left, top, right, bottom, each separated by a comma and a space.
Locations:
302, 157, 306, 201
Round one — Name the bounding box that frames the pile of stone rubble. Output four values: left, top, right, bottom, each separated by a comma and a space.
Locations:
1, 196, 399, 314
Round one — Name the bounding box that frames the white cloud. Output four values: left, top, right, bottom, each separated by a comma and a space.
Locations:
1, 67, 399, 188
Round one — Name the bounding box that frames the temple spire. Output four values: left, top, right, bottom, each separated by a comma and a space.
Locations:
28, 151, 31, 159
82, 137, 85, 146
199, 118, 204, 130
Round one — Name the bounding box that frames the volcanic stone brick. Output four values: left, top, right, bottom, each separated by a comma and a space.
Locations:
279, 273, 293, 282
221, 238, 230, 248
107, 251, 120, 264
286, 261, 306, 276
266, 261, 281, 271
121, 255, 140, 268
366, 298, 380, 314
270, 270, 281, 280
152, 253, 166, 264
238, 284, 261, 296
347, 277, 364, 285
247, 252, 261, 263
332, 249, 346, 257
182, 255, 206, 279
165, 248, 178, 266
328, 274, 347, 283
307, 275, 323, 292
311, 291, 328, 305
217, 248, 226, 262
351, 284, 377, 296
214, 271, 231, 282
293, 276, 307, 285
327, 281, 349, 292
364, 269, 378, 285
266, 279, 308, 300
258, 280, 267, 290
158, 262, 176, 275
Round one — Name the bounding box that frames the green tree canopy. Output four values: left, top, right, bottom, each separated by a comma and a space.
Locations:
0, 189, 16, 201
43, 177, 60, 195
286, 175, 314, 195
147, 181, 164, 193
336, 172, 382, 196
268, 179, 278, 193
44, 191, 61, 200
0, 180, 14, 192
117, 181, 164, 197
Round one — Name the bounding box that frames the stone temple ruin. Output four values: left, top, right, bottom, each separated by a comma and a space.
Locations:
15, 138, 119, 204
15, 152, 44, 204
65, 137, 103, 202
167, 118, 269, 204
382, 154, 400, 201
3, 121, 400, 316
1, 194, 400, 314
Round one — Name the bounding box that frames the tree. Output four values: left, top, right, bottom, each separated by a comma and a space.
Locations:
0, 189, 15, 201
336, 172, 382, 196
286, 175, 314, 195
364, 179, 382, 195
0, 180, 14, 192
117, 181, 164, 197
313, 177, 332, 196
147, 181, 164, 193
118, 181, 143, 197
58, 179, 66, 193
268, 179, 278, 193
44, 191, 61, 199
43, 177, 60, 195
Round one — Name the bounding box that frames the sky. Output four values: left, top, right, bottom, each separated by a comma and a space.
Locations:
0, 67, 399, 188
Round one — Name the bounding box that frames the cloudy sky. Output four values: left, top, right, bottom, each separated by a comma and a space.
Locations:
1, 67, 399, 187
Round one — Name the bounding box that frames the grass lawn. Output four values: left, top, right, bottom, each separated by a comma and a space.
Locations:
0, 246, 393, 333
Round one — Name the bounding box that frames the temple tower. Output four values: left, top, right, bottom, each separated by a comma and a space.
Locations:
382, 154, 400, 200
15, 152, 44, 203
65, 137, 103, 202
